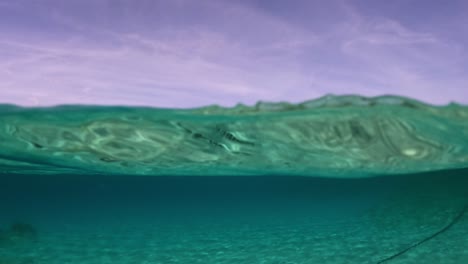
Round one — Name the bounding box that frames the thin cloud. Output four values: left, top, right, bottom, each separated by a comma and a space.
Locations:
0, 0, 466, 107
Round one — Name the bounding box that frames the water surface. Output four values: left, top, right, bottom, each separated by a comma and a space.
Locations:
0, 95, 467, 263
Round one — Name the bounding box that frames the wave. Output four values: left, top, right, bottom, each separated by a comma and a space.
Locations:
0, 94, 467, 177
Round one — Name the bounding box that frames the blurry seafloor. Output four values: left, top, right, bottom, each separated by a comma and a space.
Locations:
0, 95, 468, 263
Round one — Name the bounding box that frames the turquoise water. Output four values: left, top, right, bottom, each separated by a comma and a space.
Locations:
0, 95, 467, 263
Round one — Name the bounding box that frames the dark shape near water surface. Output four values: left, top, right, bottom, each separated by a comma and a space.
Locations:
0, 94, 467, 177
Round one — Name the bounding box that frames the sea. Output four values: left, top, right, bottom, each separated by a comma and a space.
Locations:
0, 95, 467, 263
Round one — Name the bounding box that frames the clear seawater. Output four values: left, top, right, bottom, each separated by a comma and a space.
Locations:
0, 95, 467, 263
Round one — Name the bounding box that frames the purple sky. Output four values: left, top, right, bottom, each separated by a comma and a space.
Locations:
0, 0, 467, 107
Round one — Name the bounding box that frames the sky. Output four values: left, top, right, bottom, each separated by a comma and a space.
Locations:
0, 0, 467, 107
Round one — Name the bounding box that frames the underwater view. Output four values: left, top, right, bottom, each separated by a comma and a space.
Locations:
1, 95, 467, 264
